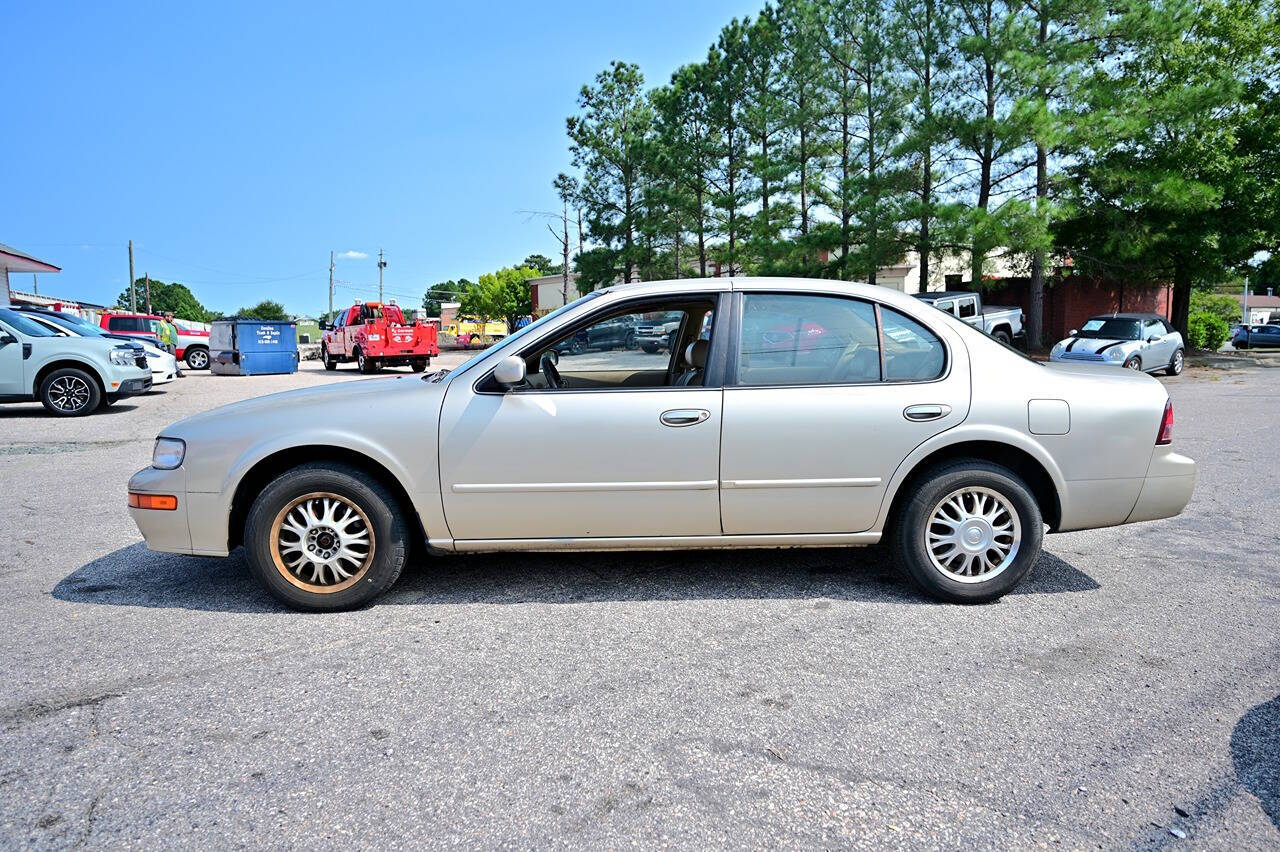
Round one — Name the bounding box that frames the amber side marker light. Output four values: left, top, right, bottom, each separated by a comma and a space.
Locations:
128, 493, 178, 511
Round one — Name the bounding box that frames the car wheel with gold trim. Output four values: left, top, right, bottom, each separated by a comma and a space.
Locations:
244, 462, 409, 611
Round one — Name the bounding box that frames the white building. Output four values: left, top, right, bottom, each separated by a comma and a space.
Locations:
0, 243, 60, 306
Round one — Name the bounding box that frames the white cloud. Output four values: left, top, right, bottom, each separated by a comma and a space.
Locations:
338, 250, 368, 260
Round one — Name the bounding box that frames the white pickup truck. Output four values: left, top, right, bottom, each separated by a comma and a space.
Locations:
914, 291, 1025, 347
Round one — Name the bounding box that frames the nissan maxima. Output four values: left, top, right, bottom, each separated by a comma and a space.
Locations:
127, 278, 1196, 610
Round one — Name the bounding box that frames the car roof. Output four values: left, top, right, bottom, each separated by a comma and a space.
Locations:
914, 290, 977, 300
1089, 312, 1165, 321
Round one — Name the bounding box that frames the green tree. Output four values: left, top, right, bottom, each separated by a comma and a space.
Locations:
521, 254, 557, 275
1057, 0, 1280, 334
236, 300, 289, 320
891, 0, 957, 291
460, 266, 538, 333
115, 279, 215, 323
707, 22, 753, 276
567, 62, 654, 284
422, 279, 470, 316
651, 63, 721, 276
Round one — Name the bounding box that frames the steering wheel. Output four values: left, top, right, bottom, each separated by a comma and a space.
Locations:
539, 352, 563, 389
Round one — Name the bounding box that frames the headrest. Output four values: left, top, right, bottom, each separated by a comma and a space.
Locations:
684, 339, 708, 369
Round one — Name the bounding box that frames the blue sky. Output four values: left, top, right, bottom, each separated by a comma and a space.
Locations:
3, 0, 762, 316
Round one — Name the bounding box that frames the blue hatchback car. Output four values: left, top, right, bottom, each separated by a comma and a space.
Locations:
1231, 323, 1280, 349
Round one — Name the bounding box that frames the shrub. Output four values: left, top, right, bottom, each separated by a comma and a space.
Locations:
1186, 311, 1229, 351
1190, 292, 1241, 325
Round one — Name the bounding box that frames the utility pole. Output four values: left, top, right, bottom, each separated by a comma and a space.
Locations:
328, 251, 335, 322
145, 273, 152, 314
128, 239, 136, 311
377, 249, 386, 303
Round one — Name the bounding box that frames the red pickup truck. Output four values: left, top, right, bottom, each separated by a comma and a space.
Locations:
322, 302, 439, 373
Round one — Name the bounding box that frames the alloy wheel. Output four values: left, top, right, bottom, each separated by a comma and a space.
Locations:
925, 486, 1022, 583
269, 492, 375, 593
48, 375, 92, 413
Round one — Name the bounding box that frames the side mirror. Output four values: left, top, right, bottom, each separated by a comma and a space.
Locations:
492, 355, 526, 388
1146, 336, 1160, 344
1068, 329, 1078, 337
0, 333, 15, 345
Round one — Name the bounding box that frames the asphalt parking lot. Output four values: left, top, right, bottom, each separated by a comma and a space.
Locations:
1, 358, 1277, 848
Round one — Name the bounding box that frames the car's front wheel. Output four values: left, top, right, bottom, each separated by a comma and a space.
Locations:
1123, 355, 1142, 371
39, 367, 102, 417
892, 460, 1043, 603
322, 346, 337, 371
243, 463, 409, 611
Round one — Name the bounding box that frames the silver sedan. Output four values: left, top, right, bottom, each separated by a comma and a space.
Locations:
128, 278, 1196, 610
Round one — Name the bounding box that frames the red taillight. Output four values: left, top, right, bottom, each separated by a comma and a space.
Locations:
1156, 399, 1174, 445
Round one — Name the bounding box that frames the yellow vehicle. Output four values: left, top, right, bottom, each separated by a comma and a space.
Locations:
443, 318, 508, 348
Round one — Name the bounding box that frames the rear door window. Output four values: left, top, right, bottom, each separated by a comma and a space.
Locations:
957, 298, 977, 319
738, 294, 880, 386
880, 307, 946, 381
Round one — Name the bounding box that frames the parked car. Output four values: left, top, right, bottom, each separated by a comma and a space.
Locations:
1, 308, 152, 415
1231, 324, 1280, 349
322, 301, 439, 373
914, 291, 1025, 347
554, 314, 638, 354
128, 278, 1195, 611
1050, 313, 1185, 375
635, 311, 685, 353
99, 311, 210, 370
13, 307, 179, 385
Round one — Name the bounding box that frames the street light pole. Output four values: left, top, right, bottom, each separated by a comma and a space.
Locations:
329, 251, 335, 322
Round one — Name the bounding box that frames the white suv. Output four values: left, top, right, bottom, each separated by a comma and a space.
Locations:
0, 308, 153, 415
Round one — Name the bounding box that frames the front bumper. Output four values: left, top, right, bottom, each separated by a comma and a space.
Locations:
114, 376, 153, 396
128, 466, 192, 554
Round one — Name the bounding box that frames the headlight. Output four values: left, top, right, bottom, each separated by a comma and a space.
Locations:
152, 437, 186, 470
1050, 342, 1064, 357
110, 346, 136, 366
1104, 347, 1125, 361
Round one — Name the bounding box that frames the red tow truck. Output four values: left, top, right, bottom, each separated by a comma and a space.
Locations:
321, 301, 439, 373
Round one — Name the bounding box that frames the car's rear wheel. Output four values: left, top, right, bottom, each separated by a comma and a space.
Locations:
410, 359, 428, 373
39, 368, 101, 417
185, 347, 209, 370
1166, 348, 1184, 376
892, 460, 1043, 603
243, 463, 409, 611
1124, 355, 1142, 371
356, 348, 377, 374
992, 329, 1011, 346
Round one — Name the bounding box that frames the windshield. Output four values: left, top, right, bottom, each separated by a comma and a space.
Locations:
442, 291, 604, 376
38, 312, 109, 336
1078, 318, 1141, 340
0, 308, 59, 337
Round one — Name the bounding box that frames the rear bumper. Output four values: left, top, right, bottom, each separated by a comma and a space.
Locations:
1126, 450, 1196, 524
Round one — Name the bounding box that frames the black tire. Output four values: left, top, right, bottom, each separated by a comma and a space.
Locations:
355, 348, 377, 374
640, 344, 657, 354
891, 459, 1044, 604
243, 463, 409, 611
410, 359, 428, 373
322, 346, 337, 371
39, 367, 102, 417
1166, 348, 1184, 376
992, 329, 1012, 346
1123, 355, 1142, 371
185, 347, 209, 370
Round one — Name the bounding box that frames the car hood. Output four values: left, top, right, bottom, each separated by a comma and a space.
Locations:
1056, 336, 1136, 355
31, 335, 126, 357
164, 375, 436, 435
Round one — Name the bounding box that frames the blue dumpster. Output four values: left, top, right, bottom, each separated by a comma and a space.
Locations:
209, 319, 299, 376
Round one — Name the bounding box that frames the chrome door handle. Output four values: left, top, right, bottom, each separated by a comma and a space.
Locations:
903, 404, 951, 422
660, 408, 710, 427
